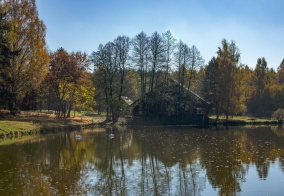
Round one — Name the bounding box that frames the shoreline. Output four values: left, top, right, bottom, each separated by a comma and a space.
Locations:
209, 117, 280, 126
0, 111, 107, 141
0, 111, 281, 144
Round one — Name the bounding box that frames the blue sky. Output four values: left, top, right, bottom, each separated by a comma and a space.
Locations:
37, 0, 284, 70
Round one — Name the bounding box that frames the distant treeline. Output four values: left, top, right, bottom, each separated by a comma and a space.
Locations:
0, 1, 283, 122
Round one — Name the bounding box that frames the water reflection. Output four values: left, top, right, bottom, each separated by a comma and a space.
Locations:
1, 126, 284, 195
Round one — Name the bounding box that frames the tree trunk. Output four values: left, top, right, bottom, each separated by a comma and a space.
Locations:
67, 103, 72, 118
215, 109, 219, 124
225, 113, 229, 129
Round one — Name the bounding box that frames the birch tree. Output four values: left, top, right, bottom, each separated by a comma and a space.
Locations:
187, 45, 204, 90
162, 30, 176, 84
132, 31, 149, 98
149, 32, 165, 93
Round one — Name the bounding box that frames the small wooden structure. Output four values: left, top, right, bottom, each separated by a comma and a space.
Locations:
121, 78, 211, 127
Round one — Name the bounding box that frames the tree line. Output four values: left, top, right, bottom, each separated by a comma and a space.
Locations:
91, 31, 206, 122
0, 0, 94, 117
1, 0, 284, 122
92, 31, 284, 123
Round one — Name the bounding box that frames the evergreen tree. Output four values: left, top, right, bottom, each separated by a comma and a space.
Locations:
203, 57, 220, 122
216, 39, 241, 125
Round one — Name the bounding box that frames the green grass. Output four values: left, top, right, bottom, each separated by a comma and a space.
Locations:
209, 115, 278, 125
31, 109, 100, 117
0, 110, 106, 137
0, 110, 108, 145
0, 120, 37, 137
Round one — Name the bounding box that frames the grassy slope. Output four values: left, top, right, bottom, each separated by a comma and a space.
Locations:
0, 110, 106, 138
0, 120, 36, 134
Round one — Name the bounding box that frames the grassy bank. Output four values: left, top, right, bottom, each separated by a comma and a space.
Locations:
209, 115, 279, 126
0, 110, 106, 140
1, 111, 280, 144
0, 120, 37, 138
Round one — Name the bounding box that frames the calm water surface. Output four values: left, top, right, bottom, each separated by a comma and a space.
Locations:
1, 126, 284, 195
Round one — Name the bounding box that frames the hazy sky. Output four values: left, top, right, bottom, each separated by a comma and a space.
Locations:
37, 0, 284, 70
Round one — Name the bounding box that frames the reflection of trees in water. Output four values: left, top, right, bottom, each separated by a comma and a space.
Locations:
198, 127, 284, 195
132, 128, 207, 195
133, 128, 246, 195
175, 160, 206, 196
271, 125, 284, 173
271, 125, 284, 137
0, 132, 86, 195
245, 127, 284, 179
131, 126, 284, 195
79, 127, 131, 195
76, 127, 207, 195
0, 144, 51, 195
1, 126, 284, 195
199, 130, 247, 195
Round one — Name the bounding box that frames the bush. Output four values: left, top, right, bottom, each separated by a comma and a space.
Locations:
272, 108, 284, 120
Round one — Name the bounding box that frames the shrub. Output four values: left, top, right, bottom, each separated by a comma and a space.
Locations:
272, 108, 284, 120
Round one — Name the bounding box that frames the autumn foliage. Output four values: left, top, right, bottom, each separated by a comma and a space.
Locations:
0, 1, 284, 122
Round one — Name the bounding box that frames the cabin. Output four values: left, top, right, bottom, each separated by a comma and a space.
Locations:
122, 77, 211, 126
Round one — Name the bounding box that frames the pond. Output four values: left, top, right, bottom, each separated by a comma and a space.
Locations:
1, 126, 284, 195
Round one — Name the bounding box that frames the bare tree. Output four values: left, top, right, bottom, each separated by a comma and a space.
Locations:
92, 42, 118, 121
149, 32, 165, 93
174, 41, 190, 89
186, 45, 204, 97
162, 30, 176, 84
132, 31, 149, 98
114, 35, 130, 120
